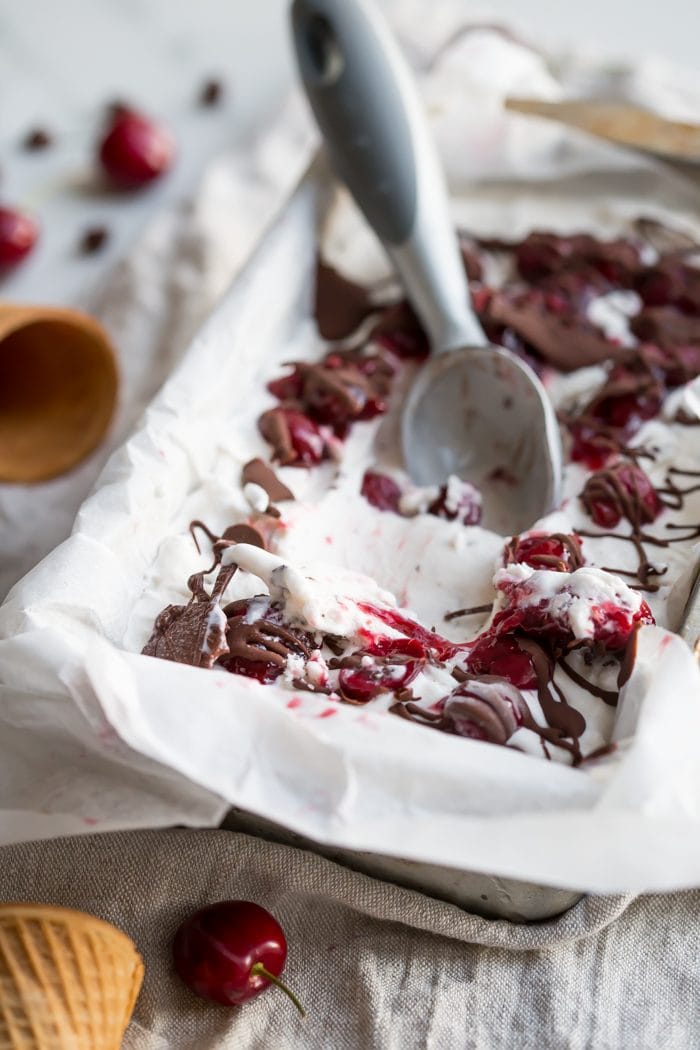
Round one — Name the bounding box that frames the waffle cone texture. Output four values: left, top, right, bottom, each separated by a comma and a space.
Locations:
0, 903, 143, 1050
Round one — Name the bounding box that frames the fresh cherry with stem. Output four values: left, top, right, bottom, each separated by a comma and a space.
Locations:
172, 900, 305, 1016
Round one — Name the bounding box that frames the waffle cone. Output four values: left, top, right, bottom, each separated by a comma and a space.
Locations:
0, 903, 143, 1050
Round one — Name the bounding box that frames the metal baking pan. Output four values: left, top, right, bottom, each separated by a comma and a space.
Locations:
223, 808, 582, 922
212, 158, 585, 923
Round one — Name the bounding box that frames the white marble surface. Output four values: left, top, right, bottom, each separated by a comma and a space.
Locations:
0, 0, 294, 308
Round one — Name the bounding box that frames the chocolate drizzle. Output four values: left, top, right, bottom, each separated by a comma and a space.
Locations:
223, 597, 312, 669
580, 462, 700, 590
444, 602, 494, 622
515, 639, 586, 765
504, 532, 584, 573
390, 675, 528, 748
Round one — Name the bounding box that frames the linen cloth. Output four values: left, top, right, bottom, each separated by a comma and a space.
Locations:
2, 10, 700, 1049
0, 829, 697, 1050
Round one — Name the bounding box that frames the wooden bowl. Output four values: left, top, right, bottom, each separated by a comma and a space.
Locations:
0, 304, 118, 483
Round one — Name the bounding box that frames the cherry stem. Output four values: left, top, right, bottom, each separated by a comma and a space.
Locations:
251, 962, 306, 1018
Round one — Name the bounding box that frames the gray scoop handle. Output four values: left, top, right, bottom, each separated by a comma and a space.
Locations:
291, 0, 486, 352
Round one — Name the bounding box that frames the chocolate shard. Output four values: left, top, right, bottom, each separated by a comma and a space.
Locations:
242, 458, 294, 503
315, 260, 375, 340
221, 522, 268, 549
458, 235, 484, 282
631, 307, 700, 348
142, 600, 228, 668
258, 408, 296, 465
488, 290, 621, 372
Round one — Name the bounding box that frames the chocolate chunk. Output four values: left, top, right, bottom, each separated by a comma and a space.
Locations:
220, 597, 314, 678
315, 260, 375, 340
199, 78, 224, 107
636, 257, 700, 312
142, 600, 228, 668
631, 307, 700, 348
221, 523, 268, 549
487, 289, 621, 371
258, 408, 297, 465
79, 225, 109, 255
458, 235, 483, 282
515, 231, 642, 286
242, 458, 294, 503
22, 127, 52, 151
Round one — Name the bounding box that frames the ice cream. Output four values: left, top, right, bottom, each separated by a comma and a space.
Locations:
140, 226, 700, 768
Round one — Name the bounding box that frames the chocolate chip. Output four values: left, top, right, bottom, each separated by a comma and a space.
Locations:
79, 226, 110, 255
22, 128, 52, 151
105, 99, 132, 122
199, 78, 224, 107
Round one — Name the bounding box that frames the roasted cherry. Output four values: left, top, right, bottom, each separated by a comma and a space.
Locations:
361, 471, 402, 513
259, 408, 328, 467
338, 637, 425, 702
505, 532, 583, 573
581, 462, 662, 530
462, 634, 537, 691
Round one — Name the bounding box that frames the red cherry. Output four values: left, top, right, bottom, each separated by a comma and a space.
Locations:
282, 409, 327, 465
370, 300, 430, 359
98, 109, 175, 189
490, 573, 654, 651
568, 421, 616, 470
338, 637, 425, 702
358, 604, 459, 660
581, 462, 662, 530
462, 634, 537, 691
220, 597, 313, 682
361, 471, 402, 513
0, 206, 39, 270
506, 532, 582, 573
173, 900, 304, 1015
259, 407, 328, 466
515, 234, 562, 280
267, 367, 304, 402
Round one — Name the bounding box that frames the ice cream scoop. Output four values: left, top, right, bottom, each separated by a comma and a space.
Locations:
0, 302, 118, 482
291, 0, 562, 532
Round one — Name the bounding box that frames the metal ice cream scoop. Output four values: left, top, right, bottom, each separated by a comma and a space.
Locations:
291, 0, 562, 533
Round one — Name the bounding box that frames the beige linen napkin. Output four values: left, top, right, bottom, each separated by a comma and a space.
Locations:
0, 829, 696, 1049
